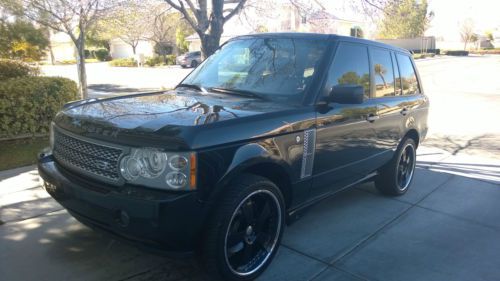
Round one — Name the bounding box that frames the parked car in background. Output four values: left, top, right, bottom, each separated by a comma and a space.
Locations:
176, 51, 202, 68
38, 33, 428, 281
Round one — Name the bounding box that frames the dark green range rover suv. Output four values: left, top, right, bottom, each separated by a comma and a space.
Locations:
38, 33, 428, 280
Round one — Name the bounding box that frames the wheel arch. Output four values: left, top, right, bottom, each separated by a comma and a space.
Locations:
207, 143, 294, 212
403, 128, 420, 148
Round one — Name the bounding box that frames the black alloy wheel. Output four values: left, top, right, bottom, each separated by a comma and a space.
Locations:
375, 138, 417, 196
224, 190, 282, 276
202, 174, 285, 281
396, 143, 416, 190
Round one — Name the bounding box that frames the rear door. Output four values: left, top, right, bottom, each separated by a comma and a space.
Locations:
311, 42, 379, 199
368, 47, 409, 165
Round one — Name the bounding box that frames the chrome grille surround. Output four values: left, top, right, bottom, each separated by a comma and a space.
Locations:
52, 128, 124, 183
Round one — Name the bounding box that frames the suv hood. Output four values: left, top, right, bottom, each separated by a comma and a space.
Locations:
54, 89, 302, 149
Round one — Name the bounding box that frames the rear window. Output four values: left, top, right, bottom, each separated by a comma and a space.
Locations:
396, 54, 420, 95
371, 48, 395, 98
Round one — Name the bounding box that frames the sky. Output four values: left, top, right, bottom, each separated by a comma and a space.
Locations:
426, 0, 500, 39
320, 0, 500, 39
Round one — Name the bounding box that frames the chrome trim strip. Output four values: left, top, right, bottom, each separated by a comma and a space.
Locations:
300, 129, 316, 179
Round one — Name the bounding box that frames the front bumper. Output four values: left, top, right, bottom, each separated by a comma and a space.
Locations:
37, 153, 205, 256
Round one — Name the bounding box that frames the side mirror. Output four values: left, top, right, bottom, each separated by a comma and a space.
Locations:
328, 85, 365, 104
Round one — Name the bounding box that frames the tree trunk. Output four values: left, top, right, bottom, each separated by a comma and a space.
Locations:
200, 34, 220, 59
75, 35, 88, 99
48, 43, 55, 65
199, 17, 224, 59
132, 44, 137, 55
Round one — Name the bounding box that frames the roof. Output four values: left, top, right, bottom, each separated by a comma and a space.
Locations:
230, 32, 410, 54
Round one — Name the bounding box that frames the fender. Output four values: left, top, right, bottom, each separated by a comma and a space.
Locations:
218, 142, 294, 190
202, 142, 294, 207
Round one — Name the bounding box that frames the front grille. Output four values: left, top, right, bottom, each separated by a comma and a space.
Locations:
53, 129, 123, 183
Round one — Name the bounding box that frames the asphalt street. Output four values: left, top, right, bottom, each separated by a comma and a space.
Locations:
1, 55, 499, 281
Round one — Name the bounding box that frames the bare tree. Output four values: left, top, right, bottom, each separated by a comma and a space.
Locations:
163, 0, 248, 58
3, 0, 122, 98
460, 18, 475, 50
102, 2, 152, 55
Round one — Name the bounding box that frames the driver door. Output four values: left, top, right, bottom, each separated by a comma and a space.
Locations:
310, 42, 379, 199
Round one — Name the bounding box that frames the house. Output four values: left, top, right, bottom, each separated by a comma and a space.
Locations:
109, 38, 155, 59
49, 32, 76, 62
48, 31, 155, 62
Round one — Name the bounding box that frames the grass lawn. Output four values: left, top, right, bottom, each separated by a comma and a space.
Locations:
0, 137, 48, 171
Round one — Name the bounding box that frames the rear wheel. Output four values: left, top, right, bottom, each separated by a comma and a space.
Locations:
202, 174, 285, 281
191, 60, 199, 68
375, 138, 417, 196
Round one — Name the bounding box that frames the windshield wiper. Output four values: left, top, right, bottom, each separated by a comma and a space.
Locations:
209, 87, 266, 100
176, 83, 207, 92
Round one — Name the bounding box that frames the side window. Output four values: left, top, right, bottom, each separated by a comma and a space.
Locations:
396, 54, 419, 95
326, 43, 370, 98
371, 48, 395, 97
392, 52, 402, 95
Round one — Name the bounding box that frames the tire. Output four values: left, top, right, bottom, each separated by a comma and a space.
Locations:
191, 60, 199, 68
201, 174, 285, 281
375, 138, 417, 196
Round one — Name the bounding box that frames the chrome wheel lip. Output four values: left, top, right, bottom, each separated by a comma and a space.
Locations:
224, 189, 282, 277
397, 143, 416, 191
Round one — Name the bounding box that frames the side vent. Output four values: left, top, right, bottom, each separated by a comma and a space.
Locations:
300, 129, 316, 179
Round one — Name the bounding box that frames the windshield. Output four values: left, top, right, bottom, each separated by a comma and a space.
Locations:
181, 37, 329, 103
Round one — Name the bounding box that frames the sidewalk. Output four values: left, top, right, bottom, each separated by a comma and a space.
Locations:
1, 146, 499, 281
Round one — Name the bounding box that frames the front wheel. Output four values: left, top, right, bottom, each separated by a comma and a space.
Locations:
375, 138, 417, 196
202, 174, 285, 281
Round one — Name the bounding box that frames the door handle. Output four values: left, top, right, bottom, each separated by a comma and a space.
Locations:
401, 108, 409, 116
366, 114, 380, 122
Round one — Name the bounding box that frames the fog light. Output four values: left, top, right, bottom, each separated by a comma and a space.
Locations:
165, 172, 187, 189
116, 210, 130, 227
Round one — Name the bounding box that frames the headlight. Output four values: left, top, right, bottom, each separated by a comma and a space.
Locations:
119, 148, 196, 191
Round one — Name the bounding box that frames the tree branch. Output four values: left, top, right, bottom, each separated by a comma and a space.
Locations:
224, 0, 247, 23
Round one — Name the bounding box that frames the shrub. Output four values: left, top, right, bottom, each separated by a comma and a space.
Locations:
109, 58, 137, 67
469, 49, 500, 55
84, 49, 92, 59
0, 59, 40, 81
57, 60, 76, 65
94, 48, 110, 61
165, 54, 176, 65
0, 77, 78, 138
145, 56, 163, 67
145, 55, 177, 67
445, 50, 469, 56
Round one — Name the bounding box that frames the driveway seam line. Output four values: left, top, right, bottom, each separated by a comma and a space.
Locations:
281, 244, 330, 266
413, 204, 500, 233
331, 174, 454, 266
329, 264, 370, 281
307, 266, 329, 281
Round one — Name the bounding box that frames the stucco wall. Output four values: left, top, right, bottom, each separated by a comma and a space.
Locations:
109, 39, 155, 59
376, 37, 436, 52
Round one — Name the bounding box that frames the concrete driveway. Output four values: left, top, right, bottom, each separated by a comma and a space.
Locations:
1, 147, 499, 281
1, 55, 499, 280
